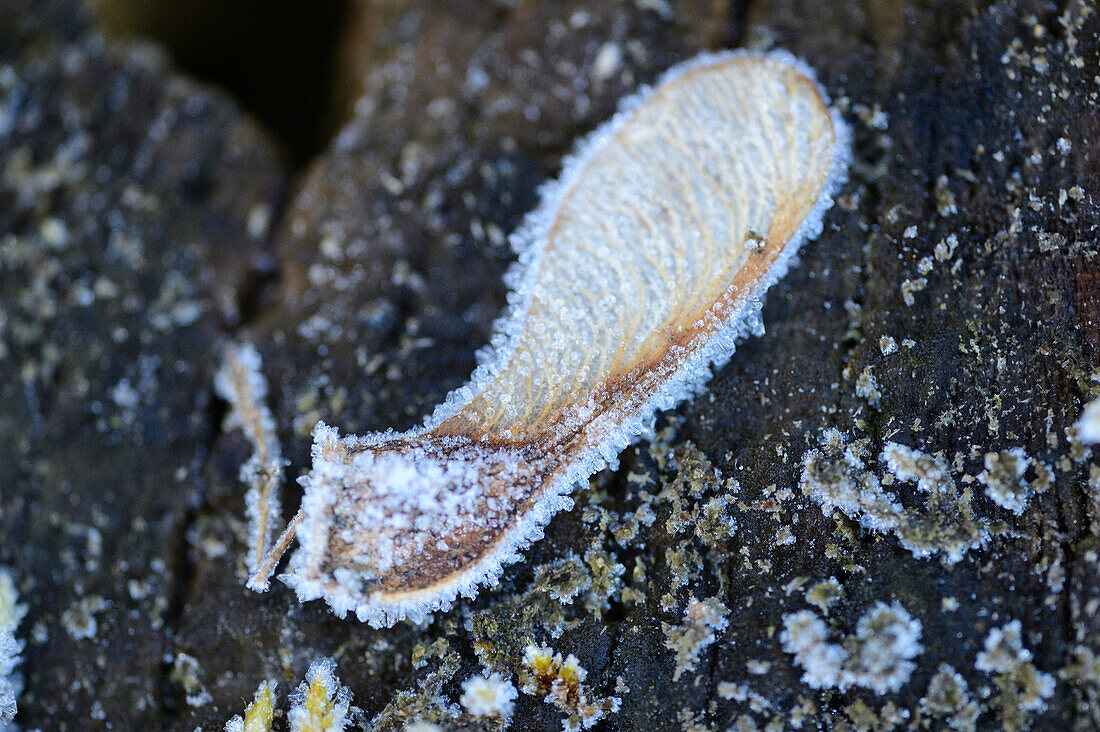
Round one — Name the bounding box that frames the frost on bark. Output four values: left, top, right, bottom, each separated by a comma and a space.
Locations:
2, 0, 1099, 729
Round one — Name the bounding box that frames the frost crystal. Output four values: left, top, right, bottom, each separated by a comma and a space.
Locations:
780, 610, 847, 689
287, 658, 354, 732
848, 602, 923, 694
975, 621, 1037, 676
0, 569, 26, 727
805, 578, 842, 614
781, 601, 922, 694
801, 432, 986, 563
921, 664, 979, 732
662, 596, 730, 681
854, 366, 882, 406
268, 50, 850, 626
975, 620, 1055, 719
1078, 395, 1100, 443
881, 442, 952, 493
402, 723, 443, 732
521, 644, 620, 730
976, 448, 1037, 514
226, 661, 362, 732
459, 673, 517, 720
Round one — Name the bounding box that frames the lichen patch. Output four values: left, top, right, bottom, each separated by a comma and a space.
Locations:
520, 644, 621, 731
801, 430, 986, 563
780, 601, 923, 694
662, 596, 730, 682
975, 621, 1056, 729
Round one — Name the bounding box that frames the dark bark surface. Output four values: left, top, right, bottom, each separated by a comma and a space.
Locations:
1, 0, 1098, 730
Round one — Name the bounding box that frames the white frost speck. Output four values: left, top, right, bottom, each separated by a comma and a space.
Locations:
975, 620, 1055, 713
976, 448, 1034, 514
247, 203, 272, 239
934, 234, 959, 261
882, 442, 952, 493
900, 277, 927, 306
975, 620, 1034, 674
921, 664, 979, 730
848, 601, 923, 694
403, 723, 443, 732
855, 366, 881, 406
459, 673, 517, 720
834, 439, 987, 563
663, 597, 730, 681
61, 595, 105, 641
780, 610, 847, 689
781, 602, 922, 694
1076, 396, 1100, 444
592, 43, 623, 82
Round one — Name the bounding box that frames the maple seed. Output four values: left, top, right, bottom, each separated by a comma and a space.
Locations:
251, 50, 849, 626
214, 342, 285, 587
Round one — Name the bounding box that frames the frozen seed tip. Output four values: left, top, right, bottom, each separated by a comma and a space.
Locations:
260, 49, 849, 626
215, 341, 285, 587
224, 680, 276, 732
288, 658, 354, 732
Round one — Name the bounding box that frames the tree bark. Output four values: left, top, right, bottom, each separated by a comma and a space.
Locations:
1, 0, 1097, 729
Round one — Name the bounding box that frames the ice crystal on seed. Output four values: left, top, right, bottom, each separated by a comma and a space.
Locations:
259, 50, 849, 627
288, 658, 355, 732
225, 660, 361, 732
521, 644, 621, 731
224, 680, 276, 732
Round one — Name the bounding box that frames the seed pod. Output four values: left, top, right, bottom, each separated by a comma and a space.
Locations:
263, 50, 850, 626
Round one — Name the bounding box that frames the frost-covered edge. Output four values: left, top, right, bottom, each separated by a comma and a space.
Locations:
284, 49, 852, 627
